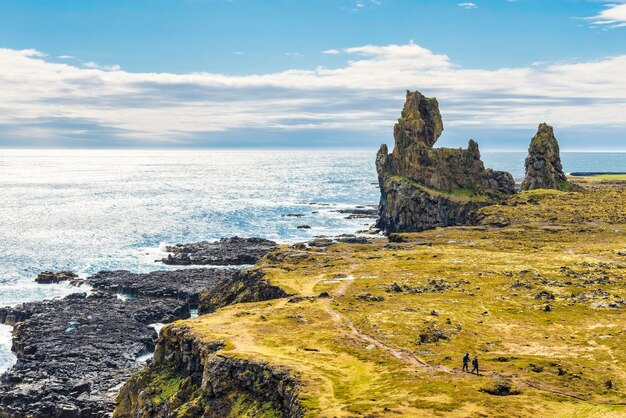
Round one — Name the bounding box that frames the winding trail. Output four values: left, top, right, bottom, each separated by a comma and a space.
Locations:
319, 274, 626, 407
321, 276, 450, 372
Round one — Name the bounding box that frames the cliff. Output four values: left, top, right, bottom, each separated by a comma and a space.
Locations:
114, 325, 304, 418
376, 90, 515, 232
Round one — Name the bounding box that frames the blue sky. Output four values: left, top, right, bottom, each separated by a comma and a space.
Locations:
0, 0, 625, 149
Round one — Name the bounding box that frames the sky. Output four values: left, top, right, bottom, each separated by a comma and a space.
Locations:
0, 0, 625, 150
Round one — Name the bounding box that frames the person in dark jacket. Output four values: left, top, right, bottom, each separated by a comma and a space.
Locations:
462, 353, 470, 372
471, 356, 480, 375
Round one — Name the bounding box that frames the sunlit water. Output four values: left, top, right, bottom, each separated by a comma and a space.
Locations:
0, 149, 624, 372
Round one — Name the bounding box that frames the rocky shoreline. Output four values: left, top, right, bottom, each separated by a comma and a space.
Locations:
0, 91, 613, 416
114, 325, 305, 417
0, 293, 190, 417
0, 237, 296, 418
0, 224, 373, 417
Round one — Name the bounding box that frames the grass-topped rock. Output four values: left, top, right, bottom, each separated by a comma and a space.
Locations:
376, 90, 515, 233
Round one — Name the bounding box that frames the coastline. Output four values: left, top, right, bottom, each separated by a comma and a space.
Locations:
1, 149, 626, 416
114, 176, 626, 417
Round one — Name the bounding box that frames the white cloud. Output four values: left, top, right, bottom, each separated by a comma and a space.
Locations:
322, 49, 341, 55
586, 1, 626, 28
458, 2, 478, 9
82, 61, 122, 71
0, 43, 625, 145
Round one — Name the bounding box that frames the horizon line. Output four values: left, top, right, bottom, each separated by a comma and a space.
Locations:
1, 147, 626, 153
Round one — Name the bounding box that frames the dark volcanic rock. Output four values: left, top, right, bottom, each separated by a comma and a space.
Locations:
377, 176, 490, 232
332, 208, 379, 219
375, 90, 515, 233
0, 293, 189, 417
521, 123, 573, 191
198, 270, 288, 315
521, 124, 566, 190
86, 268, 237, 307
35, 271, 80, 284
161, 237, 277, 266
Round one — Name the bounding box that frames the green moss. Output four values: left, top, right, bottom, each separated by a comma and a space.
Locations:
390, 175, 492, 203
595, 174, 626, 181
229, 395, 279, 418
149, 368, 183, 406
558, 180, 572, 192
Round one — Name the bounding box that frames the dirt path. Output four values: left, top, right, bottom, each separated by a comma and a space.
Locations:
319, 274, 626, 407
321, 275, 450, 372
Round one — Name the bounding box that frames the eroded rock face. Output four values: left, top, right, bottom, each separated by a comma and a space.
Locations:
376, 90, 515, 233
521, 123, 569, 191
114, 325, 305, 418
162, 237, 277, 266
377, 176, 489, 232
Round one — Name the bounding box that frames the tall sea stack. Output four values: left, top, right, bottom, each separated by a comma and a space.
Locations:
376, 90, 515, 233
521, 123, 570, 191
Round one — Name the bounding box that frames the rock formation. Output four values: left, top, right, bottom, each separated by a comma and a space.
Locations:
521, 123, 570, 191
376, 90, 515, 233
161, 237, 277, 266
114, 325, 306, 418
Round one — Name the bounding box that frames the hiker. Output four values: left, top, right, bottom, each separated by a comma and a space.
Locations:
462, 353, 470, 372
471, 355, 480, 375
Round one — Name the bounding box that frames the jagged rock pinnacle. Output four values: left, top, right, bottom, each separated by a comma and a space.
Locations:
521, 123, 569, 191
393, 90, 443, 150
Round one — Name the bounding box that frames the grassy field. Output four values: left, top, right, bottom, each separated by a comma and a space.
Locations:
160, 181, 626, 417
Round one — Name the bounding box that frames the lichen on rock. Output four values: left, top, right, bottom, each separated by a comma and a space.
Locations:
376, 90, 515, 233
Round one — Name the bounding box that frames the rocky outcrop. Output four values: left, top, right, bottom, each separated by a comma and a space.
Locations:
377, 176, 490, 232
87, 268, 238, 307
114, 325, 305, 418
161, 237, 277, 266
0, 293, 190, 418
521, 123, 571, 191
198, 269, 288, 314
376, 90, 515, 233
35, 271, 80, 284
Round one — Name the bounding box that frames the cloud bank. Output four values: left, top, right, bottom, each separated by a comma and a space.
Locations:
0, 43, 625, 147
587, 1, 626, 28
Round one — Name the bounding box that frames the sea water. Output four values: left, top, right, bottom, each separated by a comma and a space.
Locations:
0, 149, 624, 373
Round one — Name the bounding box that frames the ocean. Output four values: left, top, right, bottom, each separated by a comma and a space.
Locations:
0, 149, 625, 373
